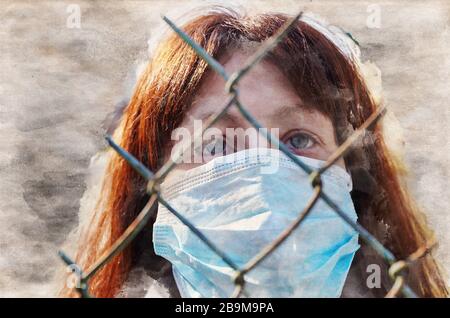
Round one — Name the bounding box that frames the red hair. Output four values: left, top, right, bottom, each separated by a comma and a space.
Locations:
61, 9, 448, 297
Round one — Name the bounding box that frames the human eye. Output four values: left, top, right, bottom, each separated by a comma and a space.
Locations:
203, 137, 225, 156
201, 134, 234, 162
283, 130, 319, 155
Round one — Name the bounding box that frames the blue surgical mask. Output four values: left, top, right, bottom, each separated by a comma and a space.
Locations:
153, 148, 359, 298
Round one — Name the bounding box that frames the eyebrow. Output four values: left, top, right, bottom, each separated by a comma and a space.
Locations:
275, 103, 319, 118
199, 111, 244, 127
198, 103, 313, 127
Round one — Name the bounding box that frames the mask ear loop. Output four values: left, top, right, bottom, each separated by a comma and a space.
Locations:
346, 169, 353, 192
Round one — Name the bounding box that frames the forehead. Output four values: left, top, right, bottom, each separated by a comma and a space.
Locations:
185, 50, 333, 133
190, 51, 301, 118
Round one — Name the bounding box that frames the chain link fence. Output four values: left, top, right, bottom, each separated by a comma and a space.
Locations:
58, 11, 434, 298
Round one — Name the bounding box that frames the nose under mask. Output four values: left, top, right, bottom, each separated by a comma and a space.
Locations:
153, 148, 359, 298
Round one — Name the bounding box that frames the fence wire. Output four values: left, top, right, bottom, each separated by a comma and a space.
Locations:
59, 11, 435, 298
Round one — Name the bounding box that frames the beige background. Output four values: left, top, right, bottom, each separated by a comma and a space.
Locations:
0, 0, 449, 297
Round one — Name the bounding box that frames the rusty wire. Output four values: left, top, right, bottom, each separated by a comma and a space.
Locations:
59, 11, 435, 298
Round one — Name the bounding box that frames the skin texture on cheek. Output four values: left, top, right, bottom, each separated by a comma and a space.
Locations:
165, 50, 345, 169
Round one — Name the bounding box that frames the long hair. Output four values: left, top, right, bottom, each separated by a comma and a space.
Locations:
60, 9, 448, 297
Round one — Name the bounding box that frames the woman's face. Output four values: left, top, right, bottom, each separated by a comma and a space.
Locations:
164, 50, 344, 169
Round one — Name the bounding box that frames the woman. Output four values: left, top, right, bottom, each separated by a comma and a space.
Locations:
60, 8, 448, 298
